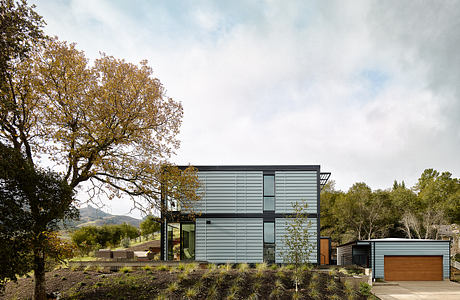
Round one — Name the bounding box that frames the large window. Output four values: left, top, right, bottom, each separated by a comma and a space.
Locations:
263, 175, 275, 211
180, 223, 195, 260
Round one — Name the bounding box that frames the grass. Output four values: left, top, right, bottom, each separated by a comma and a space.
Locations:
118, 266, 132, 273
184, 287, 198, 299
166, 282, 179, 294
156, 264, 169, 271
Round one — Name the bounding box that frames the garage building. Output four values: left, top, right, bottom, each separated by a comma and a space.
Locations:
337, 238, 450, 281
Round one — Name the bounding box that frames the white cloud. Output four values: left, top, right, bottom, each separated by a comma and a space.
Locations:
31, 0, 460, 217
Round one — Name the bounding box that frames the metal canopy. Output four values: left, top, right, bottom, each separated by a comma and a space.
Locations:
320, 172, 331, 190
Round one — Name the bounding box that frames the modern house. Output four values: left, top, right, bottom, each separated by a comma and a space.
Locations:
160, 165, 330, 264
337, 238, 451, 281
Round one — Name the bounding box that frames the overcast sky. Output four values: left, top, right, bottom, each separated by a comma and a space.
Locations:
31, 0, 460, 218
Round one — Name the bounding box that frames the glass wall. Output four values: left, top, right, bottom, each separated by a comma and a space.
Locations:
181, 223, 195, 260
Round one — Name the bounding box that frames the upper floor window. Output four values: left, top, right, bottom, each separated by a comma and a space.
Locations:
263, 175, 275, 211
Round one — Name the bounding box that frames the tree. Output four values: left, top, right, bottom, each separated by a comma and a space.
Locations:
140, 215, 161, 240
0, 143, 77, 295
1, 36, 200, 299
320, 180, 346, 241
0, 0, 45, 92
333, 183, 394, 242
280, 201, 315, 292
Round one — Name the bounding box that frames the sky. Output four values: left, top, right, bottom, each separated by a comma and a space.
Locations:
31, 0, 460, 218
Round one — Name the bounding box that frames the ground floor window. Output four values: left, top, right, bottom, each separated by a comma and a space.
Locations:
181, 223, 195, 260
167, 222, 195, 261
264, 222, 275, 263
167, 223, 180, 260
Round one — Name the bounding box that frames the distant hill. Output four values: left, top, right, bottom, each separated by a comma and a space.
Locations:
63, 206, 141, 229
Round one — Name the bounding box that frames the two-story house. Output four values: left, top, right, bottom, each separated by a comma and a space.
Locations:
160, 165, 330, 264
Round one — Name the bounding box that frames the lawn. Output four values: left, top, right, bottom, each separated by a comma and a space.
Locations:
2, 264, 372, 299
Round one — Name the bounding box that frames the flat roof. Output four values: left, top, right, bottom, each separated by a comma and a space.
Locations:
358, 238, 450, 243
180, 165, 321, 171
338, 238, 450, 247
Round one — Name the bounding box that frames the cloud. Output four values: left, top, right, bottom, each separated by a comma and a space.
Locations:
32, 0, 460, 217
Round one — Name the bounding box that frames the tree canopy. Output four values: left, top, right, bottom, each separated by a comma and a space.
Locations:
321, 169, 460, 245
0, 143, 77, 292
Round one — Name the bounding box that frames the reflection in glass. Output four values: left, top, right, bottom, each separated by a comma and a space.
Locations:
181, 223, 195, 260
263, 175, 275, 196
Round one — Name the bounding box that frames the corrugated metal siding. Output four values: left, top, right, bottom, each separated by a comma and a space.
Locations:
337, 243, 354, 266
194, 172, 263, 214
275, 218, 318, 263
196, 218, 263, 263
359, 241, 450, 279
275, 171, 317, 213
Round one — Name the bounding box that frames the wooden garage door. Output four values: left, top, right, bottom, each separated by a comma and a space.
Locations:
384, 256, 443, 281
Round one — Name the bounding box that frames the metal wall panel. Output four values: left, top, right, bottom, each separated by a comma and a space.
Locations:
275, 171, 317, 213
357, 241, 450, 279
196, 218, 263, 263
275, 218, 318, 263
337, 243, 354, 266
194, 172, 263, 214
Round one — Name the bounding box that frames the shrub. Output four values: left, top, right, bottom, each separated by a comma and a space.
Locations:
269, 287, 282, 299
119, 266, 132, 273
166, 282, 179, 294
359, 282, 372, 297
253, 281, 262, 292
186, 262, 199, 272
142, 265, 152, 271
309, 289, 320, 299
177, 263, 186, 271
247, 292, 260, 300
156, 264, 169, 271
229, 282, 239, 294
326, 278, 336, 292
237, 263, 249, 273
276, 270, 286, 279
177, 272, 189, 282
207, 263, 217, 270
184, 287, 198, 299
270, 264, 279, 270
207, 284, 218, 299
275, 279, 285, 290
255, 262, 267, 271
156, 294, 167, 300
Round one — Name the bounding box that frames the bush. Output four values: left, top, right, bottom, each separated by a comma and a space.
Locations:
119, 266, 132, 273
359, 282, 372, 297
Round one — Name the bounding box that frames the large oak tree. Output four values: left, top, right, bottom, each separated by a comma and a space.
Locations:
1, 32, 200, 300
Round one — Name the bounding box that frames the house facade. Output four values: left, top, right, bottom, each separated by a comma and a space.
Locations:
160, 165, 330, 264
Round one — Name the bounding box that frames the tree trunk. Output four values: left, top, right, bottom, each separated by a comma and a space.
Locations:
33, 246, 47, 300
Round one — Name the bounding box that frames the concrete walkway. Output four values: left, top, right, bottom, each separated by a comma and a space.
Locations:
372, 281, 460, 300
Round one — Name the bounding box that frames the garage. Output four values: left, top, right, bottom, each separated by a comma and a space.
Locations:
337, 238, 451, 281
384, 256, 443, 281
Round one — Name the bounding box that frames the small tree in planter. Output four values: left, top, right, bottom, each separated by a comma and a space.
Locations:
280, 201, 315, 292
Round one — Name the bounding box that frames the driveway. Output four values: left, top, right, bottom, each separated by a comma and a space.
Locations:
372, 281, 460, 300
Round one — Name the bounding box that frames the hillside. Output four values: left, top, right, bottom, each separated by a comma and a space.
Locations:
63, 206, 141, 228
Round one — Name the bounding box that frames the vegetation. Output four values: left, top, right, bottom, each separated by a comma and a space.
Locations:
280, 201, 315, 292
0, 143, 77, 295
139, 215, 161, 240
321, 169, 460, 244
70, 223, 140, 255
1, 0, 201, 297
